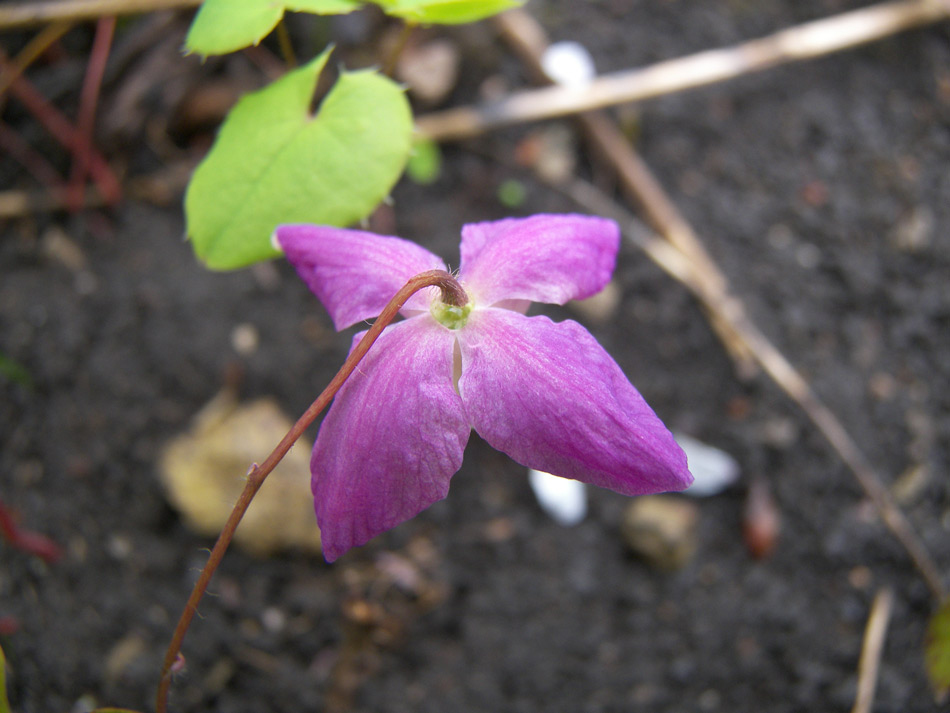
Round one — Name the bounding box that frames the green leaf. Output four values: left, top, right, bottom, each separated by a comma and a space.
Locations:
406, 137, 441, 184
0, 644, 10, 713
185, 49, 413, 270
287, 0, 362, 11
185, 0, 281, 55
375, 0, 523, 24
927, 598, 950, 702
185, 0, 360, 56
0, 352, 31, 388
497, 178, 526, 207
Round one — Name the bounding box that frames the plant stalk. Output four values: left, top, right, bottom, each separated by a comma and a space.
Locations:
155, 269, 464, 713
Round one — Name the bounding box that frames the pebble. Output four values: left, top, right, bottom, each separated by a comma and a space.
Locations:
743, 478, 780, 559
230, 322, 259, 355
676, 433, 740, 497
104, 634, 147, 683
528, 468, 587, 526
621, 495, 699, 570
890, 205, 933, 252
541, 41, 597, 87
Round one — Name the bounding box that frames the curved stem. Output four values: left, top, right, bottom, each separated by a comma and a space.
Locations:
155, 269, 464, 713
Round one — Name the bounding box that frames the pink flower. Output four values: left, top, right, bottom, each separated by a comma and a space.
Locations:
276, 214, 692, 561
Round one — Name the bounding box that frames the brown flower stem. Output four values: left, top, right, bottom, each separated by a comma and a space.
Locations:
155, 269, 465, 713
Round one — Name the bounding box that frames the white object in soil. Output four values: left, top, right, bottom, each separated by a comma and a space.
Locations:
528, 468, 588, 526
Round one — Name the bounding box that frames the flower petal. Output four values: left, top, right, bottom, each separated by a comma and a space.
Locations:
312, 316, 469, 561
276, 224, 447, 330
458, 214, 619, 307
457, 309, 692, 496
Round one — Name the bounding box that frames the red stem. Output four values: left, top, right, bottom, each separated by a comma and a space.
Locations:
0, 53, 121, 204
0, 500, 63, 563
68, 15, 115, 211
0, 120, 66, 189
155, 269, 465, 713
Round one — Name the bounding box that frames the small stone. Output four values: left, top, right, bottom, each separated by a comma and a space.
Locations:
41, 226, 86, 271
230, 323, 259, 355
483, 517, 516, 543
848, 566, 873, 590
104, 634, 147, 683
698, 688, 721, 711
868, 371, 897, 401
675, 433, 740, 497
261, 606, 286, 634
541, 41, 596, 87
532, 124, 577, 184
202, 657, 237, 694
528, 468, 587, 525
621, 495, 699, 570
106, 534, 133, 561
743, 478, 780, 559
759, 416, 799, 449
795, 242, 822, 269
890, 205, 933, 253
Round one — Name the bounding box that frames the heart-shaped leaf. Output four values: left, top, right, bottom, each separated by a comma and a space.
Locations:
185, 49, 413, 270
375, 0, 523, 24
186, 0, 360, 56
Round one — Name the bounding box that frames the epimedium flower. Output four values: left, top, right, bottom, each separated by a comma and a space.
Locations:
275, 214, 692, 561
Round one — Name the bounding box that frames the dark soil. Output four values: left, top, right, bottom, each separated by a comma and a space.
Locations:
2, 1, 949, 711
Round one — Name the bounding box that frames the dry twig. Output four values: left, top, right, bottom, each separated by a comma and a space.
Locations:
418, 0, 950, 141
0, 20, 72, 100
553, 175, 946, 601
492, 8, 946, 600
852, 588, 895, 713
0, 0, 200, 29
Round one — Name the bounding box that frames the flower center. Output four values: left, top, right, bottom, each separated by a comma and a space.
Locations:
431, 300, 473, 330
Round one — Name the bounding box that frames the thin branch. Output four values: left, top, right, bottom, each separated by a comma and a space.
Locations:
0, 0, 200, 29
0, 52, 122, 204
554, 175, 946, 601
418, 0, 950, 141
494, 5, 946, 602
494, 9, 756, 374
155, 269, 465, 713
852, 588, 895, 713
0, 20, 72, 102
